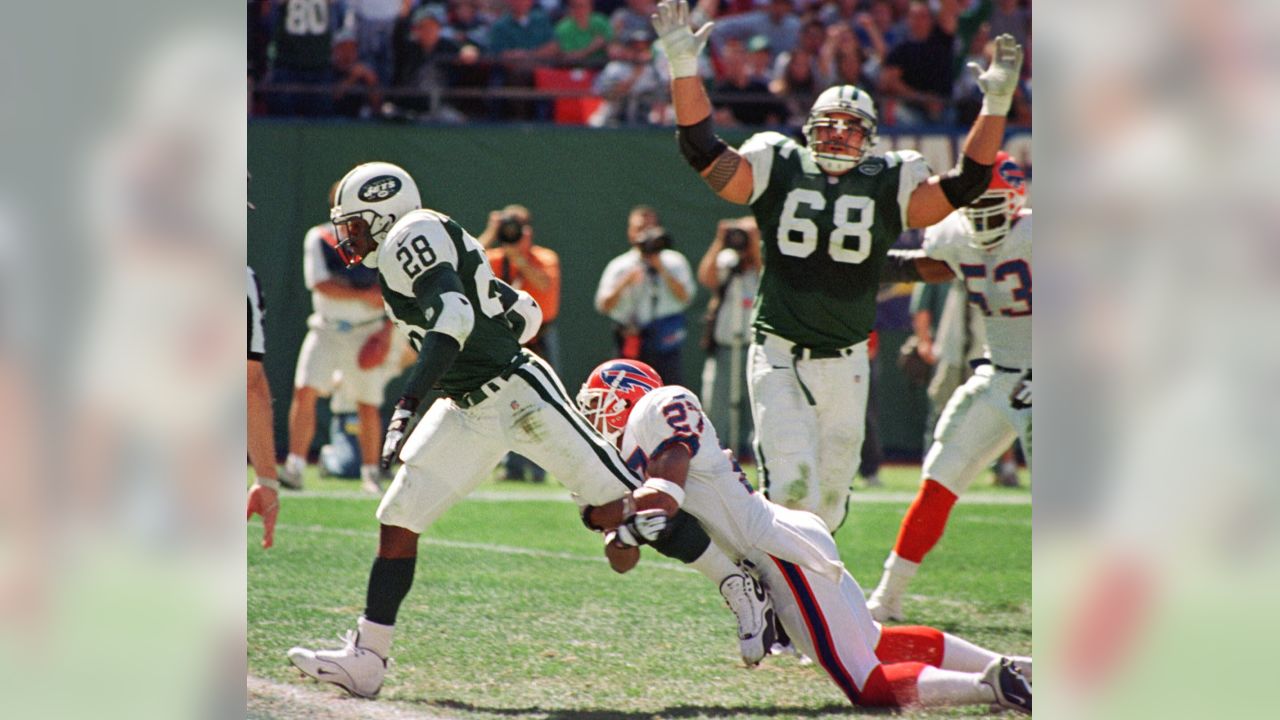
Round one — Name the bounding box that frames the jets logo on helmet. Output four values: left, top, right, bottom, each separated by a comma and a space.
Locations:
802, 85, 879, 175
962, 151, 1027, 249
358, 175, 403, 202
330, 162, 422, 268
576, 360, 663, 446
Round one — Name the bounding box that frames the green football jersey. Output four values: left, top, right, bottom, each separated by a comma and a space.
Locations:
378, 209, 525, 396
740, 132, 932, 350
270, 0, 334, 72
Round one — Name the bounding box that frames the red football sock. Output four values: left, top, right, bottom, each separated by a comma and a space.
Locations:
875, 625, 946, 667
892, 479, 958, 564
858, 662, 927, 707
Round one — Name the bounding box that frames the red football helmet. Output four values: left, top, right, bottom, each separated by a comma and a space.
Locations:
576, 360, 664, 445
963, 151, 1028, 249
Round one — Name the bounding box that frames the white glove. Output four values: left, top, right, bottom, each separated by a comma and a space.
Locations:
1010, 371, 1032, 410
651, 0, 713, 79
380, 397, 418, 470
614, 508, 670, 546
966, 33, 1024, 116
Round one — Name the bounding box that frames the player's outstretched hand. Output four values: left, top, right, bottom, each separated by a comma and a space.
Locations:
1010, 370, 1032, 410
246, 483, 279, 549
652, 0, 713, 79
966, 33, 1024, 116
380, 397, 419, 470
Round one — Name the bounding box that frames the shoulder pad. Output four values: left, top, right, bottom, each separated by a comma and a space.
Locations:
740, 131, 797, 156
884, 149, 927, 168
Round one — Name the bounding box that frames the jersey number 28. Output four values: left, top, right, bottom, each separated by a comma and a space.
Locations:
777, 189, 875, 265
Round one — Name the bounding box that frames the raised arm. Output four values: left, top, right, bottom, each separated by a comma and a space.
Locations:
904, 34, 1024, 229
653, 0, 754, 205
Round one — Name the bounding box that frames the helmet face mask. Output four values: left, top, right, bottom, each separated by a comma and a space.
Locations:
803, 85, 878, 175
332, 213, 380, 267
961, 152, 1027, 249
576, 360, 664, 447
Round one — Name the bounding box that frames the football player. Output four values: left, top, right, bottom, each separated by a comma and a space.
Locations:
286, 162, 773, 698
868, 152, 1032, 622
280, 181, 392, 495
650, 0, 1024, 533
246, 266, 280, 549
577, 359, 1032, 713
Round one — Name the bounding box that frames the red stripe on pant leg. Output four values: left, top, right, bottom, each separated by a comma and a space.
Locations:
859, 662, 927, 707
892, 479, 958, 563
875, 625, 946, 666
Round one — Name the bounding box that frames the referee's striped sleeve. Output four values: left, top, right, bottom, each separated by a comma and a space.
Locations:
247, 266, 266, 361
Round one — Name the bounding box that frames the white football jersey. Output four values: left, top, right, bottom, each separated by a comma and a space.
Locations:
622, 385, 845, 580
302, 223, 386, 326
923, 210, 1032, 369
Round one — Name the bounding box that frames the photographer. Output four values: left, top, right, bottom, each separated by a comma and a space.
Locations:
696, 216, 762, 460
480, 203, 562, 482
594, 205, 695, 384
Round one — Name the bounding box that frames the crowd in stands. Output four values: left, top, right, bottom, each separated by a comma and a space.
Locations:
248, 0, 1031, 128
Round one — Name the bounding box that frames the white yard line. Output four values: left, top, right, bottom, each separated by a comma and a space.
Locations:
287, 488, 1033, 506
249, 675, 458, 720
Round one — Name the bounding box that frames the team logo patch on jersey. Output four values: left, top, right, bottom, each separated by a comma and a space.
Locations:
858, 161, 883, 176
358, 175, 403, 202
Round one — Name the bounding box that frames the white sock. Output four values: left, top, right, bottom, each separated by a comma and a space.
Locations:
688, 543, 740, 584
361, 464, 381, 482
940, 632, 1001, 673
875, 552, 919, 598
356, 616, 394, 659
915, 665, 995, 706
286, 453, 306, 471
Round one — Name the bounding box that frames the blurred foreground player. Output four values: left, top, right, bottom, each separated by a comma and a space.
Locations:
246, 266, 280, 549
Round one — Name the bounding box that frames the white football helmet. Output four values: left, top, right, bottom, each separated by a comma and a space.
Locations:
802, 85, 879, 175
963, 151, 1027, 249
330, 162, 422, 267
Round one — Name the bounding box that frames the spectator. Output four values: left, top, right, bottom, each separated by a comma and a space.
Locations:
879, 0, 958, 124
710, 0, 802, 62
866, 0, 905, 54
392, 5, 468, 119
609, 0, 656, 44
696, 217, 761, 460
988, 0, 1029, 49
594, 206, 695, 384
713, 38, 784, 127
555, 0, 613, 67
479, 203, 563, 483
768, 44, 819, 125
488, 0, 559, 119
331, 27, 384, 117
816, 23, 876, 92
590, 31, 667, 126
266, 0, 338, 116
443, 0, 492, 51
348, 0, 405, 84
770, 19, 824, 87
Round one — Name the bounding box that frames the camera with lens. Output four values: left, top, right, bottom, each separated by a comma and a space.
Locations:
722, 227, 749, 251
635, 226, 671, 256
496, 213, 527, 245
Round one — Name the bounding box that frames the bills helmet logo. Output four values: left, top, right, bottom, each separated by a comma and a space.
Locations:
577, 360, 664, 445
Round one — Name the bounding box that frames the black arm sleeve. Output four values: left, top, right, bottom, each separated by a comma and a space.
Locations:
937, 155, 994, 209
881, 249, 928, 283
676, 115, 729, 172
400, 331, 461, 402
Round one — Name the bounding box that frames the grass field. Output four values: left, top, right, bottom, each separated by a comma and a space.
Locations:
248, 464, 1030, 720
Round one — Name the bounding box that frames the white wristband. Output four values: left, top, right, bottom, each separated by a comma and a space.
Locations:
667, 56, 700, 80
642, 477, 685, 507
254, 477, 280, 491
981, 93, 1013, 117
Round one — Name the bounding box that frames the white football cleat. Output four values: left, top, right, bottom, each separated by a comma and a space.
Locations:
866, 588, 904, 623
981, 657, 1032, 715
719, 572, 775, 667
288, 630, 387, 698
1010, 655, 1033, 684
